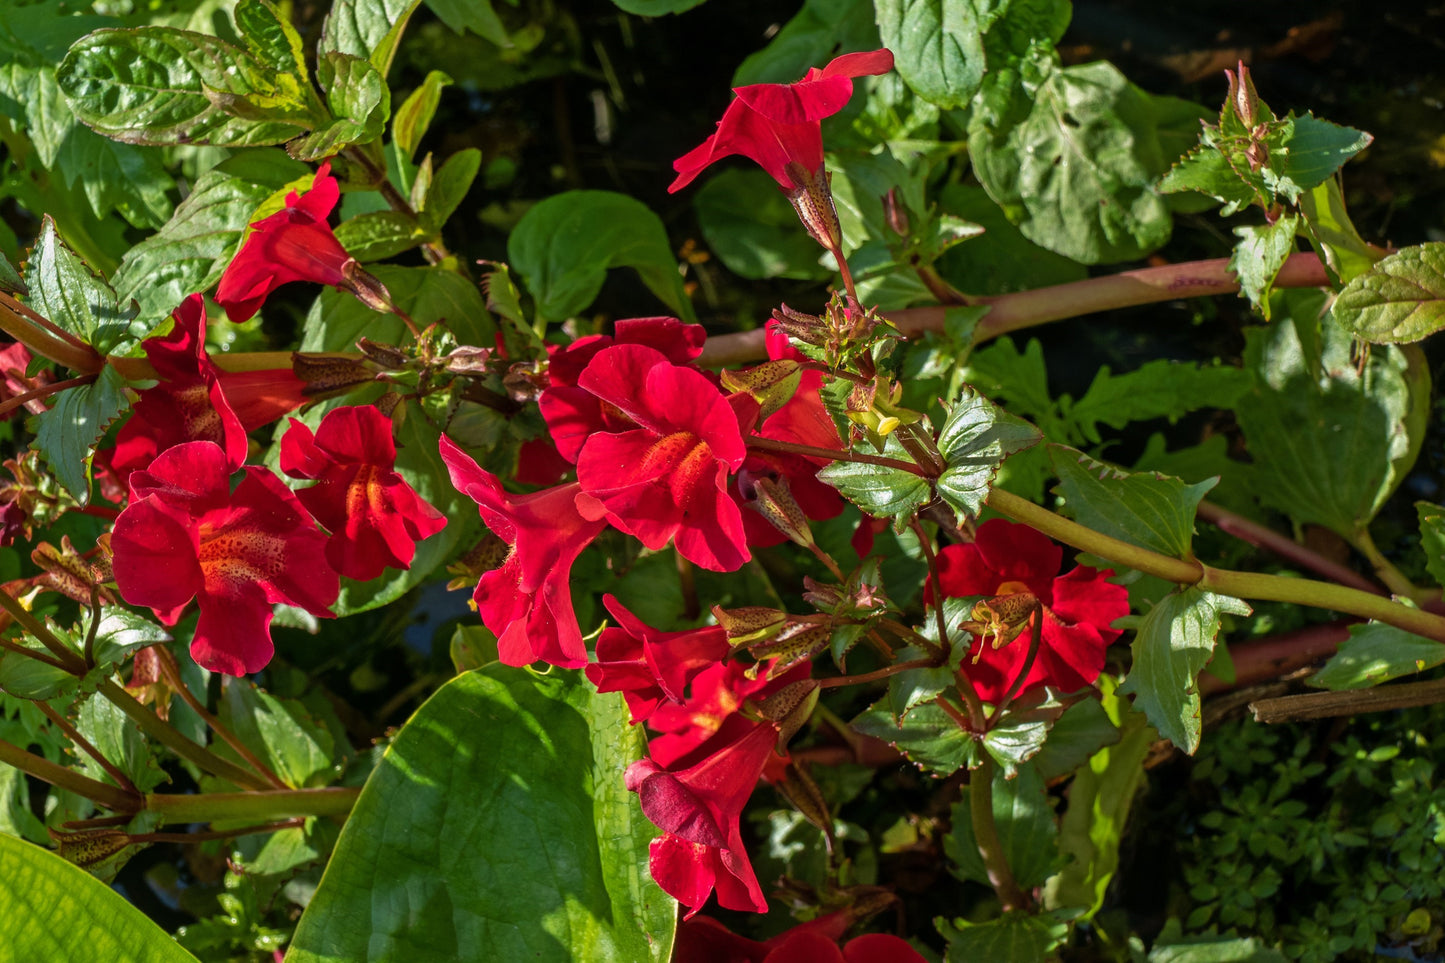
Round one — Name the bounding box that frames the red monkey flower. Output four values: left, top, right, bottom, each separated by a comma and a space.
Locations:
440, 435, 605, 669
280, 405, 446, 582
585, 594, 730, 726
930, 518, 1130, 703
542, 343, 752, 572
215, 162, 389, 323
0, 342, 51, 419
627, 713, 781, 917
669, 50, 895, 195
110, 441, 339, 676
675, 914, 928, 963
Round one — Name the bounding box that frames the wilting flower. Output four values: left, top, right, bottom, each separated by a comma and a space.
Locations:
931, 518, 1130, 702
669, 50, 895, 195
215, 162, 389, 323
585, 594, 729, 725
674, 913, 928, 963
280, 405, 446, 582
440, 435, 605, 668
542, 344, 751, 572
110, 441, 338, 676
627, 714, 781, 917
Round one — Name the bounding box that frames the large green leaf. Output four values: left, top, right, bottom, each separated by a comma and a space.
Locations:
507, 190, 694, 324
1050, 446, 1215, 560
23, 215, 129, 353
969, 60, 1174, 264
608, 0, 709, 14
58, 26, 322, 146
935, 184, 1087, 295
57, 126, 176, 229
286, 666, 675, 963
876, 0, 1069, 110
1333, 242, 1445, 345
1237, 300, 1426, 538
1306, 623, 1445, 692
110, 151, 309, 329
0, 832, 202, 962
1118, 588, 1250, 753
694, 169, 831, 281
1417, 501, 1445, 590
1065, 360, 1251, 445
32, 366, 129, 505
944, 761, 1058, 889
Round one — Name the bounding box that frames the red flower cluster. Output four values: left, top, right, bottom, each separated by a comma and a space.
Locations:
675, 914, 927, 963
932, 519, 1130, 702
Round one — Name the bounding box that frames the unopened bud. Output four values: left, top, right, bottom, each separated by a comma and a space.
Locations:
749, 623, 831, 677
756, 678, 821, 747
720, 360, 802, 419
784, 165, 844, 252
774, 760, 832, 841
292, 353, 376, 396
444, 346, 494, 375
884, 188, 910, 237
341, 260, 394, 315
50, 828, 133, 868
743, 475, 814, 548
771, 305, 828, 347
356, 337, 409, 369
1228, 61, 1259, 128
31, 537, 114, 605
802, 576, 846, 612
712, 605, 788, 645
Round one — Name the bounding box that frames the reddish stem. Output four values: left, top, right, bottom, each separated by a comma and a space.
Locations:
816, 657, 940, 689
1198, 501, 1382, 594
746, 434, 921, 474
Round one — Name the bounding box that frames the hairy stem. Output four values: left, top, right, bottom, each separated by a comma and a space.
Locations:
0, 736, 138, 812
0, 589, 86, 674
146, 787, 360, 826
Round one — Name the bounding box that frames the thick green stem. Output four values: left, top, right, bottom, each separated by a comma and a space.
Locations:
985, 489, 1445, 644
155, 652, 288, 791
0, 589, 86, 674
0, 736, 139, 812
96, 679, 272, 791
1347, 527, 1424, 600
969, 756, 1030, 911
146, 787, 360, 826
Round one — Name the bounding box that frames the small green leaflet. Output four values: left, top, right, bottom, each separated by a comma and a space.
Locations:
1306, 622, 1445, 692
817, 433, 930, 533
320, 0, 424, 78
24, 215, 131, 353
392, 70, 452, 161
1119, 588, 1250, 753
935, 388, 1042, 522
1229, 214, 1299, 319
1050, 446, 1215, 560
1333, 242, 1445, 345
33, 366, 128, 506
850, 697, 979, 775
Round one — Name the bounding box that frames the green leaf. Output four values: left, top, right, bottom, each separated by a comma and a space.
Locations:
0, 649, 76, 700
1031, 695, 1119, 781
937, 911, 1069, 960
235, 0, 310, 79
936, 184, 1087, 295
1118, 588, 1250, 753
0, 833, 202, 962
1238, 302, 1425, 537
1278, 114, 1371, 191
732, 0, 879, 86
1229, 214, 1299, 320
817, 434, 930, 531
90, 610, 171, 670
1417, 501, 1445, 590
1158, 145, 1259, 214
24, 215, 128, 353
607, 0, 707, 14
1306, 623, 1445, 691
507, 190, 694, 324
320, 0, 424, 78
425, 0, 510, 46
221, 680, 340, 789
850, 697, 979, 775
288, 52, 391, 161
876, 0, 1069, 110
1050, 446, 1215, 559
944, 761, 1058, 889
287, 666, 675, 963
333, 210, 425, 261
110, 151, 308, 330
1332, 242, 1445, 345
970, 60, 1175, 264
886, 642, 963, 720
935, 387, 1043, 521
694, 169, 830, 281
56, 126, 176, 229
982, 689, 1070, 777
392, 70, 452, 161
301, 264, 493, 353
1043, 686, 1153, 916
1148, 918, 1288, 962
420, 148, 482, 231
1066, 360, 1251, 446
0, 64, 72, 169
1298, 177, 1378, 286
58, 27, 321, 147
32, 366, 129, 505
78, 691, 167, 793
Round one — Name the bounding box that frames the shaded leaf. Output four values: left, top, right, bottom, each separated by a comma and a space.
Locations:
1066, 360, 1251, 446
392, 70, 452, 161
221, 680, 340, 789
1417, 501, 1445, 590
944, 761, 1058, 889
1050, 446, 1215, 559
1306, 622, 1445, 691
732, 0, 879, 86
420, 148, 481, 231
33, 366, 129, 505
817, 434, 930, 531
24, 215, 128, 353
851, 697, 978, 775
694, 169, 830, 281
1031, 696, 1119, 781
937, 911, 1070, 960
